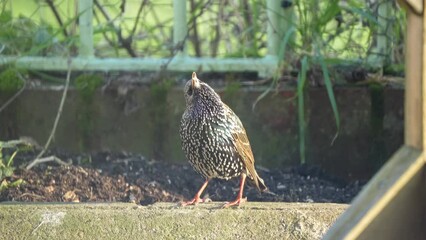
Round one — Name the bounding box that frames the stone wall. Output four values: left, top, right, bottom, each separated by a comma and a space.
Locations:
0, 86, 403, 181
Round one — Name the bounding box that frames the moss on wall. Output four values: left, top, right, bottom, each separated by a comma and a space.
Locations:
0, 68, 25, 92
148, 80, 173, 159
74, 74, 103, 151
369, 83, 386, 171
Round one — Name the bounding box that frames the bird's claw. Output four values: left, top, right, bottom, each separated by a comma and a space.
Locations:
180, 196, 208, 206
222, 197, 247, 208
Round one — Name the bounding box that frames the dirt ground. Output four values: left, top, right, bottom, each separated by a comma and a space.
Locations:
0, 150, 364, 205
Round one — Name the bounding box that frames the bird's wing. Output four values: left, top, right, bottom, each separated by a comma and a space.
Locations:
223, 104, 261, 189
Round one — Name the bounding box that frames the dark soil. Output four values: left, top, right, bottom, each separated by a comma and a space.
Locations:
0, 151, 364, 205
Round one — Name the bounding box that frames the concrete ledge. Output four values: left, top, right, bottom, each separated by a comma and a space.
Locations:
0, 202, 347, 239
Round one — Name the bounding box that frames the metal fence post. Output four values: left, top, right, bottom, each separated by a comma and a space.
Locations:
266, 0, 280, 59
173, 0, 187, 58
78, 0, 94, 58
368, 0, 392, 66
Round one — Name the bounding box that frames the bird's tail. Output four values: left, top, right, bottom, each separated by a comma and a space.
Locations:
247, 172, 268, 192
255, 175, 268, 192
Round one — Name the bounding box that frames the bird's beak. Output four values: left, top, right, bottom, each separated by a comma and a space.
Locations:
192, 72, 200, 89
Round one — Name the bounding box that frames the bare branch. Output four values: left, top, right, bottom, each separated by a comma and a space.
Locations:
93, 0, 137, 57
93, 10, 117, 50
129, 0, 149, 37
211, 1, 223, 57
189, 0, 202, 57
26, 155, 70, 171
45, 0, 68, 37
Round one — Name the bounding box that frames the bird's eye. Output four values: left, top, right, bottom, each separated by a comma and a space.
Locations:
187, 87, 193, 96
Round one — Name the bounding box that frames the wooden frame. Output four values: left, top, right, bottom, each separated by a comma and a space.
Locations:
324, 1, 426, 239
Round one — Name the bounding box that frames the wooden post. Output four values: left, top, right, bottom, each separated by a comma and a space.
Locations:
405, 10, 423, 149
423, 0, 426, 151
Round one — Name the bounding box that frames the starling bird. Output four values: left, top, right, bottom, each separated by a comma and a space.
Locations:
180, 72, 268, 208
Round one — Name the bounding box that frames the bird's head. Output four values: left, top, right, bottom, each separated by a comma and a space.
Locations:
183, 72, 222, 110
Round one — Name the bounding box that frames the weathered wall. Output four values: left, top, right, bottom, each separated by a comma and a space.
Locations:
0, 86, 403, 181
0, 202, 348, 240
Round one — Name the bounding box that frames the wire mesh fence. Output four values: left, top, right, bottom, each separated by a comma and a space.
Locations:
0, 0, 405, 67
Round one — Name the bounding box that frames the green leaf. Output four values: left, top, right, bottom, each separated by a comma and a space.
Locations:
2, 167, 14, 178
252, 87, 272, 111
319, 1, 341, 26
7, 150, 18, 167
297, 56, 309, 164
9, 179, 25, 188
278, 26, 296, 62
318, 54, 340, 144
0, 179, 8, 192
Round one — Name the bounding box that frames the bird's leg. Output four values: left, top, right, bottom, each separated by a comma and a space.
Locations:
223, 174, 247, 208
181, 179, 209, 206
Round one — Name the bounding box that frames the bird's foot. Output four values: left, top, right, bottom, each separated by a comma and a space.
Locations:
180, 196, 209, 206
222, 197, 247, 208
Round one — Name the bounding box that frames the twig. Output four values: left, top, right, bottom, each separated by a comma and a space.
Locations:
211, 1, 223, 57
0, 138, 37, 148
93, 0, 118, 50
0, 72, 27, 113
19, 192, 44, 200
92, 10, 117, 51
26, 155, 70, 170
94, 0, 140, 57
129, 0, 149, 37
150, 5, 168, 41
26, 59, 72, 170
241, 0, 255, 50
120, 0, 126, 13
44, 0, 68, 37
94, 0, 113, 21
189, 0, 202, 57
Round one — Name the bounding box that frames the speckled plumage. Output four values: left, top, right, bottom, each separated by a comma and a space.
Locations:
180, 72, 267, 207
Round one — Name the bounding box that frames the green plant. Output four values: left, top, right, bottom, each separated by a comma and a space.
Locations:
0, 68, 25, 92
0, 11, 36, 55
0, 140, 29, 191
289, 0, 365, 164
75, 74, 103, 100
0, 147, 17, 179
223, 80, 241, 100
256, 0, 367, 164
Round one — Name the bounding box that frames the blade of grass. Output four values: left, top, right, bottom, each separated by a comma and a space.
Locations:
277, 26, 296, 62
319, 0, 340, 27
297, 56, 308, 164
318, 54, 340, 145
6, 150, 18, 167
